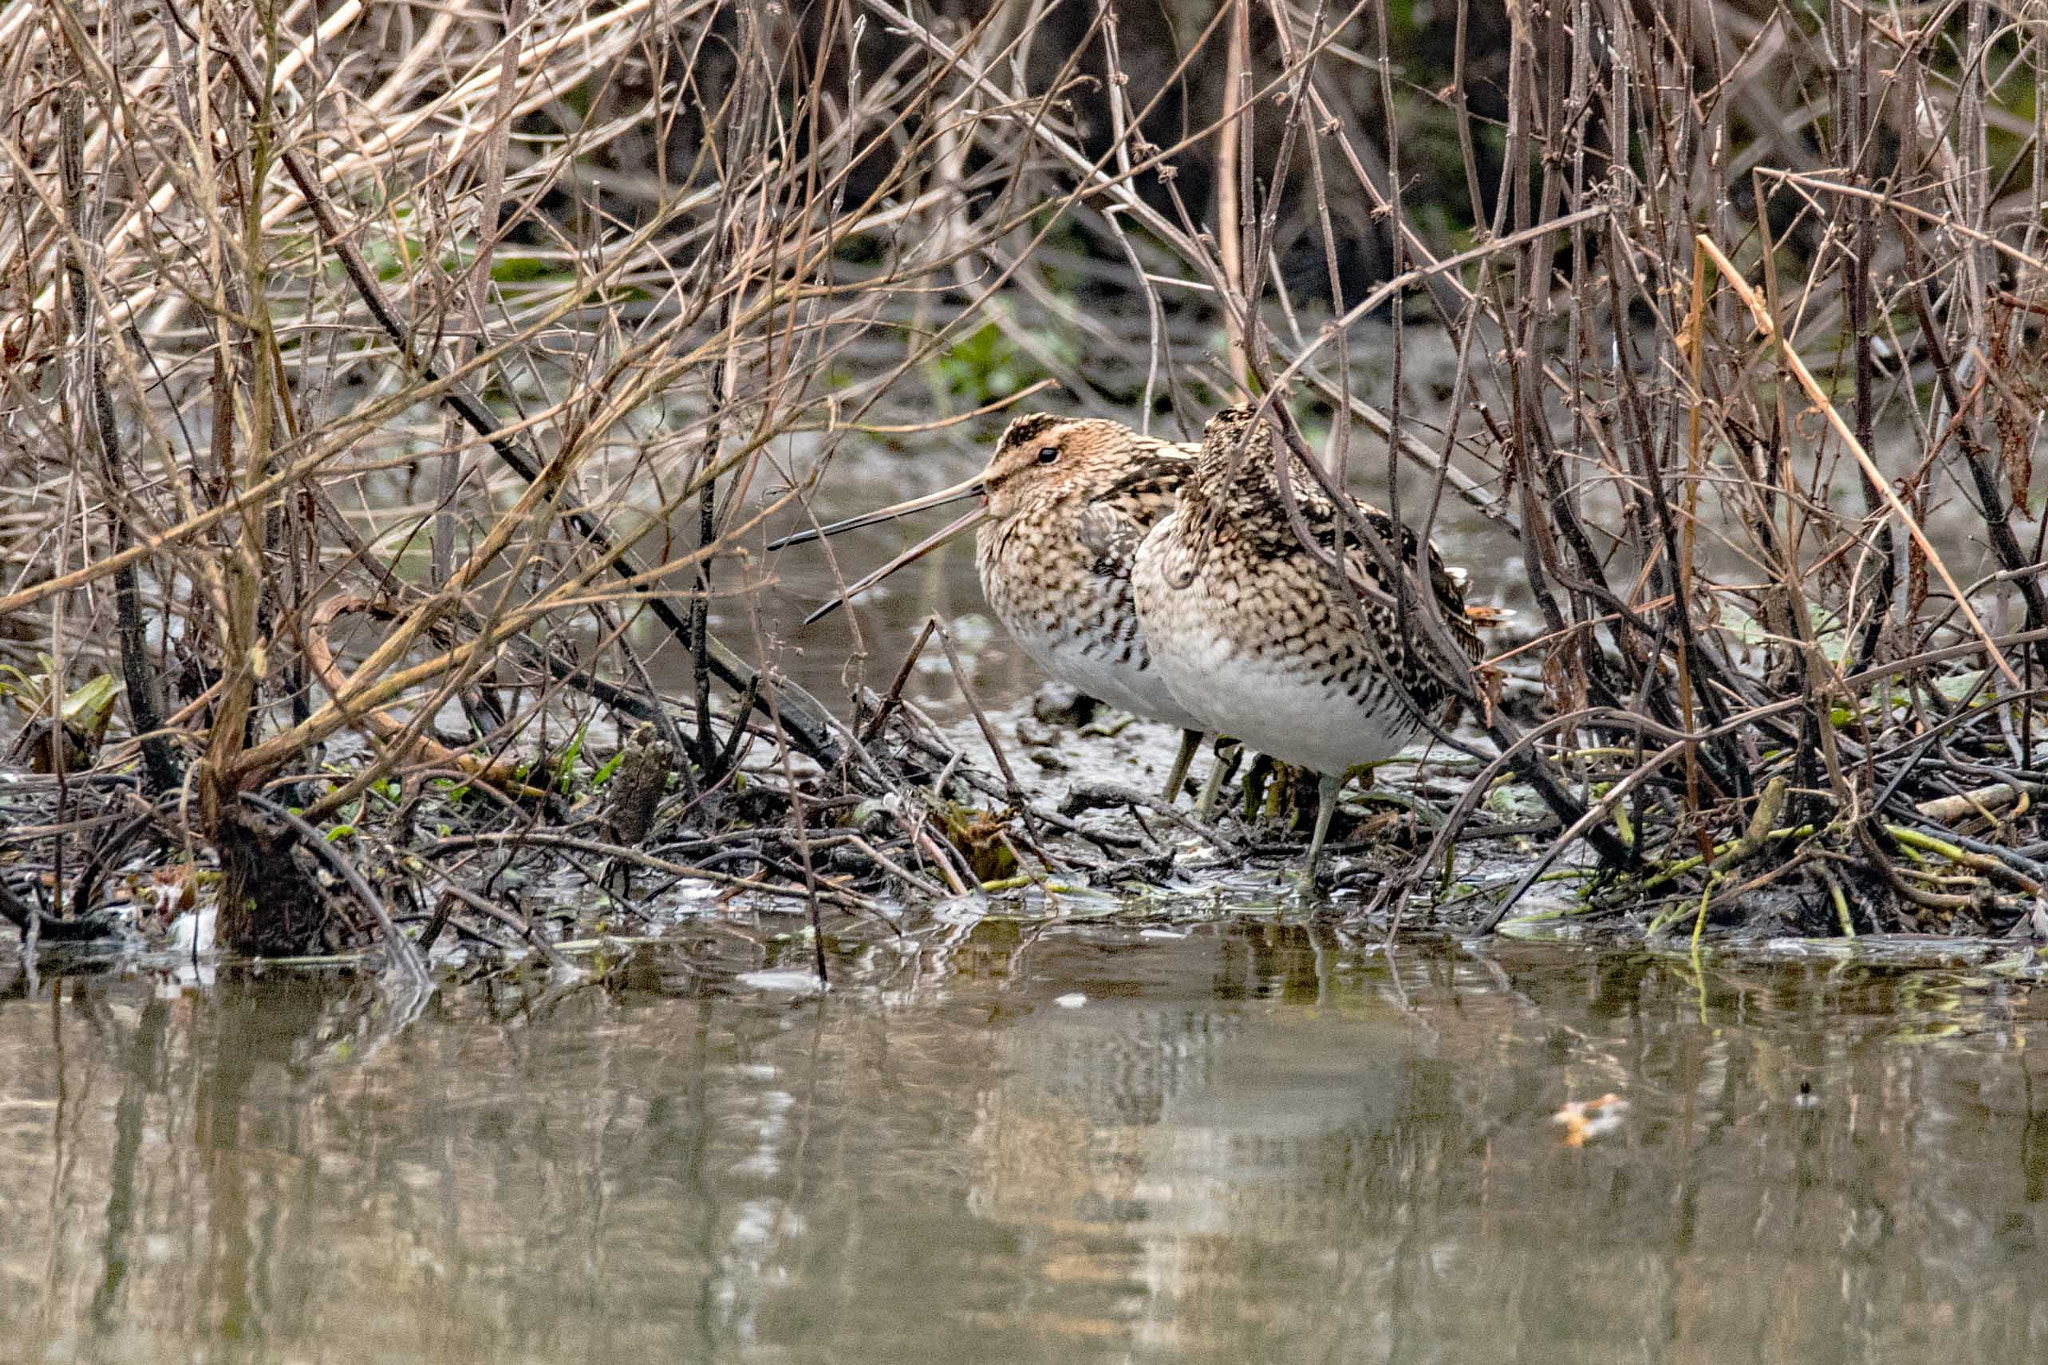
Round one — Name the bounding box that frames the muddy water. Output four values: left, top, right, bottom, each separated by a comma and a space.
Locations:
7, 927, 2048, 1363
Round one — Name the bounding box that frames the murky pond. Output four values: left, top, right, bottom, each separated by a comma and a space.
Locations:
7, 926, 2048, 1363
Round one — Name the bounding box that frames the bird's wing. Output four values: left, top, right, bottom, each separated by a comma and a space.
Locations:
1072, 450, 1190, 579
1073, 500, 1151, 580
1326, 503, 1486, 666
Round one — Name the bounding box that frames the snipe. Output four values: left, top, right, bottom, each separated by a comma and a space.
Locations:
770, 414, 1213, 802
1131, 403, 1480, 879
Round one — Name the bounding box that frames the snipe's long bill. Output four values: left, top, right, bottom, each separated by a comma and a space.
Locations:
766, 472, 984, 551
766, 473, 988, 625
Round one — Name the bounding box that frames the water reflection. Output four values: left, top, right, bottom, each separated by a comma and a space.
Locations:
6, 928, 2048, 1363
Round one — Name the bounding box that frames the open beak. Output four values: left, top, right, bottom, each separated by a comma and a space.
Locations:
765, 473, 985, 551
801, 504, 986, 625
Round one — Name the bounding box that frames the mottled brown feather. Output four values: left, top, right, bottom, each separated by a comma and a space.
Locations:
969, 416, 1204, 728
1131, 404, 1480, 776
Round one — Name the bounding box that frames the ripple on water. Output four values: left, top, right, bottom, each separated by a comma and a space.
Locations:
5, 926, 2048, 1363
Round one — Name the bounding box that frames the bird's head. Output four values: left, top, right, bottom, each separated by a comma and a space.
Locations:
981, 414, 1142, 520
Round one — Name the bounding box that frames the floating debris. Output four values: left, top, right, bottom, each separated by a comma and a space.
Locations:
1552, 1093, 1630, 1147
734, 969, 829, 996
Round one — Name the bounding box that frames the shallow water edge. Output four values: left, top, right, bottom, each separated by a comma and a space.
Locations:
6, 923, 2048, 1364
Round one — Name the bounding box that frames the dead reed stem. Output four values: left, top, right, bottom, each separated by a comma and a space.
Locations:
0, 0, 2043, 949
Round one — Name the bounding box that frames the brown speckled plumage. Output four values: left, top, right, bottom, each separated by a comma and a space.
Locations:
972, 415, 1205, 732
1132, 404, 1479, 781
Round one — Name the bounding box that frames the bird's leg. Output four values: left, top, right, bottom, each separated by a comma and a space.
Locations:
1195, 737, 1242, 818
1266, 763, 1292, 823
1241, 752, 1277, 824
1304, 772, 1345, 884
1161, 728, 1204, 804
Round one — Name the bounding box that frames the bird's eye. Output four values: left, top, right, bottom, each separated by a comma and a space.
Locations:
1036, 446, 1060, 464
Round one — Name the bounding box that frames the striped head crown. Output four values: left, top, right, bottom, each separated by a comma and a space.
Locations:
982, 413, 1149, 519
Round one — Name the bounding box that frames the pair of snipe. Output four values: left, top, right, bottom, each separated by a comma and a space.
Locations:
770, 405, 1480, 879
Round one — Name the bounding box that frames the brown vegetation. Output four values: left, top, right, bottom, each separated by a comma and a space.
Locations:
0, 0, 2045, 958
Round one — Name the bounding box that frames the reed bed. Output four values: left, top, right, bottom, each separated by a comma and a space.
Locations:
0, 0, 2044, 961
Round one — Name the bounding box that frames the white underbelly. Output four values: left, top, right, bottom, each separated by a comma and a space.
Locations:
1008, 622, 1202, 732
1152, 630, 1416, 774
